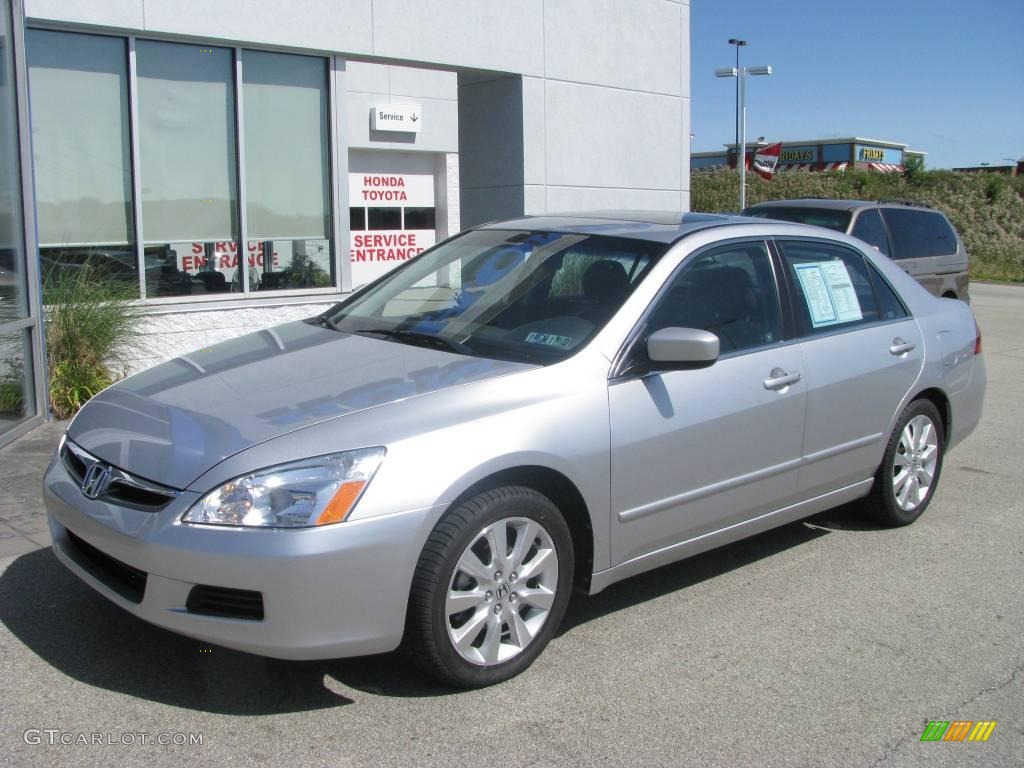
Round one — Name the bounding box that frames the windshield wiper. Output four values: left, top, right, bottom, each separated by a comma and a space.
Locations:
353, 328, 472, 356
307, 314, 340, 331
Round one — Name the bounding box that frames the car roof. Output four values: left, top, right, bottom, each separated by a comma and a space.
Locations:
477, 211, 760, 244
743, 199, 872, 212
744, 198, 945, 215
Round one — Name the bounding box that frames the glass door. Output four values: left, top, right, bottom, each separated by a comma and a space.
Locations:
0, 0, 44, 446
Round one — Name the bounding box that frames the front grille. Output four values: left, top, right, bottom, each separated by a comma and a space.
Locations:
62, 445, 87, 483
60, 441, 178, 512
102, 480, 175, 511
186, 585, 265, 621
64, 530, 148, 604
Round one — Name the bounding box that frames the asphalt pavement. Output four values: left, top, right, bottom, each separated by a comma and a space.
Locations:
0, 282, 1021, 767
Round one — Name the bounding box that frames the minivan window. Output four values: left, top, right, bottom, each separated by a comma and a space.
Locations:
743, 206, 852, 232
880, 208, 957, 259
851, 209, 891, 256
324, 230, 665, 364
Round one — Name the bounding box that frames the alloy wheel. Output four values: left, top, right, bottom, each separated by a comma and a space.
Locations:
445, 516, 559, 666
892, 414, 939, 511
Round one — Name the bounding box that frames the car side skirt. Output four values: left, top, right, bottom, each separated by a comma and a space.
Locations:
588, 478, 874, 595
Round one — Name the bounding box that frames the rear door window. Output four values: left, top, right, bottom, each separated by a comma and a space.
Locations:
778, 240, 879, 336
867, 262, 910, 321
851, 209, 891, 256
880, 208, 957, 259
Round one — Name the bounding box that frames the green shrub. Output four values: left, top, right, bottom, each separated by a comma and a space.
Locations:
43, 263, 141, 419
692, 167, 1024, 282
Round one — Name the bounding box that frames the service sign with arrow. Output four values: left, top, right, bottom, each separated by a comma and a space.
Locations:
371, 103, 422, 133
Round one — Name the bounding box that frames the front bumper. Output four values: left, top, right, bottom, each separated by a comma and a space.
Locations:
43, 452, 445, 660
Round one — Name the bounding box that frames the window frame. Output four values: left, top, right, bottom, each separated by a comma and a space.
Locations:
610, 237, 791, 381
772, 236, 912, 342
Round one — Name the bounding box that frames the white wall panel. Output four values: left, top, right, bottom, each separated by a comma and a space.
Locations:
544, 185, 682, 212
141, 0, 373, 55
544, 0, 682, 95
372, 0, 544, 76
26, 0, 143, 29
388, 65, 457, 101
544, 81, 682, 191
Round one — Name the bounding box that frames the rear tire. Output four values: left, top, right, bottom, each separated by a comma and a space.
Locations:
864, 399, 944, 527
404, 486, 574, 688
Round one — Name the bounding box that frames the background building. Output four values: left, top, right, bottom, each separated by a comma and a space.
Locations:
692, 137, 924, 174
952, 161, 1022, 176
9, 0, 693, 402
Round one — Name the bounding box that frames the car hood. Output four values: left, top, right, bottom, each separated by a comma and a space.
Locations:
67, 320, 533, 489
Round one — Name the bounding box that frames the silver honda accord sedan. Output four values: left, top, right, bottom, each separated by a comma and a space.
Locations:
43, 212, 986, 687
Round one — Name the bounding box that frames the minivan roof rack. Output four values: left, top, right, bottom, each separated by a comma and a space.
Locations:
876, 198, 933, 209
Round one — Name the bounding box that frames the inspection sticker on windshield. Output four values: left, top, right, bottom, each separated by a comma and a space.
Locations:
525, 332, 574, 349
794, 261, 863, 328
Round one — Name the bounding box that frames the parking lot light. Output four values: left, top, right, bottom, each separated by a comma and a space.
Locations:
716, 42, 773, 210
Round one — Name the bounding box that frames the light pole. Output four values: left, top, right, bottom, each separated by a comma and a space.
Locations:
727, 39, 746, 162
716, 48, 772, 211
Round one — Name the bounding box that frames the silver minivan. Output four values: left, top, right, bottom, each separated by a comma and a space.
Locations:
742, 199, 970, 302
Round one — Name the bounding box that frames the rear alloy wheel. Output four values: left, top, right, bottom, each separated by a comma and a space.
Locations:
405, 486, 573, 688
865, 399, 945, 526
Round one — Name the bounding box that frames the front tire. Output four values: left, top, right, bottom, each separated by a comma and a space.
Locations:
864, 399, 945, 526
405, 486, 574, 688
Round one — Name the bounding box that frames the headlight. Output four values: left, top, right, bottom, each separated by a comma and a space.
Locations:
182, 447, 385, 528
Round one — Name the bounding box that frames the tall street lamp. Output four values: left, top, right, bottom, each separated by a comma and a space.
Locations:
716, 47, 772, 211
727, 39, 746, 159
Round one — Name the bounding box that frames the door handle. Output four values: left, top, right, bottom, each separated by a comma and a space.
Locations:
889, 338, 916, 356
763, 368, 801, 391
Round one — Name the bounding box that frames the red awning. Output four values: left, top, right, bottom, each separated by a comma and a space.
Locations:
868, 163, 903, 174
778, 162, 848, 172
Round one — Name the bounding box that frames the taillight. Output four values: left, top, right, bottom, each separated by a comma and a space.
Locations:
974, 320, 982, 355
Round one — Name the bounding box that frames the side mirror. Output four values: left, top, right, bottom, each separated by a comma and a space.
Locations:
646, 327, 720, 369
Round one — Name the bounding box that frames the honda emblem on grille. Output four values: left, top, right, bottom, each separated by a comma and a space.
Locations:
81, 463, 113, 499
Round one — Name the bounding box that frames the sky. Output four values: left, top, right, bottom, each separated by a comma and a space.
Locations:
690, 0, 1024, 169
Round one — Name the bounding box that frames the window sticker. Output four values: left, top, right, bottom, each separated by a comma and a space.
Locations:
794, 261, 863, 328
524, 332, 574, 349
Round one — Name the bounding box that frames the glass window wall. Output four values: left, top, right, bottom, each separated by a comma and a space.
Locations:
26, 32, 339, 301
27, 30, 136, 289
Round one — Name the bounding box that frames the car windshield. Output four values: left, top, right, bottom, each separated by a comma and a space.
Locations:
322, 229, 666, 364
742, 206, 852, 232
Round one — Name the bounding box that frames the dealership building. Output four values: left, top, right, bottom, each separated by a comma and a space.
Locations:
0, 0, 693, 445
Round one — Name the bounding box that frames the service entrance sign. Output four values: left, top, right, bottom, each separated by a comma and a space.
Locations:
349, 171, 437, 286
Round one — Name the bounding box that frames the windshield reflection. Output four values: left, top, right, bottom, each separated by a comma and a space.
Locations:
326, 230, 666, 364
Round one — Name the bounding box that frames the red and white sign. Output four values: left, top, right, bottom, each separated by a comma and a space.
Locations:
750, 142, 783, 180
349, 171, 436, 286
178, 241, 280, 273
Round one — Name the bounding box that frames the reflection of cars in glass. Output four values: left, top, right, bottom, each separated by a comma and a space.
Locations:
44, 212, 986, 687
741, 199, 971, 302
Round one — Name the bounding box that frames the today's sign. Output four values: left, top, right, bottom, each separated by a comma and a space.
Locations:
372, 103, 422, 133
